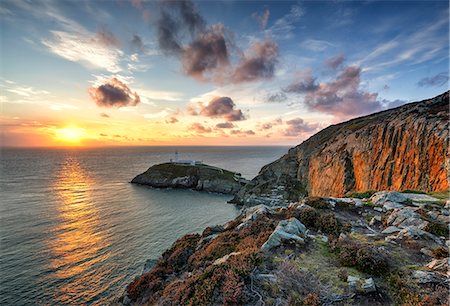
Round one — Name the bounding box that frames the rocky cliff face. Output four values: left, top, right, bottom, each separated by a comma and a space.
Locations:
233, 92, 449, 206
131, 163, 245, 195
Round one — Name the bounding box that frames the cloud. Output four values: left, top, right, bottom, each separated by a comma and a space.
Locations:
252, 9, 270, 29
215, 122, 235, 129
325, 54, 345, 69
165, 117, 179, 124
89, 78, 140, 108
181, 24, 230, 81
100, 113, 110, 118
300, 39, 334, 52
417, 72, 449, 87
231, 40, 278, 83
131, 34, 144, 53
302, 66, 383, 118
43, 30, 123, 73
96, 29, 120, 47
283, 71, 319, 94
188, 96, 246, 121
155, 0, 278, 84
257, 118, 283, 131
189, 122, 212, 133
265, 92, 287, 103
266, 5, 303, 39
283, 117, 319, 137
230, 129, 255, 136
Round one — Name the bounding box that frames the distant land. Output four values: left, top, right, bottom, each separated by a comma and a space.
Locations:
116, 92, 449, 306
131, 162, 248, 195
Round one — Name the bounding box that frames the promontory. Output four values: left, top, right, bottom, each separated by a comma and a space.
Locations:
131, 162, 248, 195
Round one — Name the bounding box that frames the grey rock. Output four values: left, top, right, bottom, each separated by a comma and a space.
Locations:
363, 278, 376, 293
412, 270, 443, 284
261, 218, 306, 251
381, 226, 401, 234
371, 191, 408, 206
401, 193, 440, 202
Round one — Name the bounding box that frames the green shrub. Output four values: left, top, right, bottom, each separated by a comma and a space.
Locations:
305, 197, 331, 209
424, 221, 449, 237
344, 190, 376, 199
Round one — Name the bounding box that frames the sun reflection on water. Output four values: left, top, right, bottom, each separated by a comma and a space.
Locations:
49, 156, 110, 303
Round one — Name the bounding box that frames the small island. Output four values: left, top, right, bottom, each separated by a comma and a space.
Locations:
131, 153, 248, 195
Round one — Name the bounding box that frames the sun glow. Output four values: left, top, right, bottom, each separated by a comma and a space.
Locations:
55, 127, 86, 144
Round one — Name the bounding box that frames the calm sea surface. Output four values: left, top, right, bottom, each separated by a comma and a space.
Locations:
0, 146, 288, 305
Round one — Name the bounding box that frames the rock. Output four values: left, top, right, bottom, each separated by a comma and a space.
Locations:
382, 226, 401, 234
420, 247, 433, 257
426, 258, 449, 275
233, 92, 449, 206
131, 162, 245, 195
383, 202, 405, 210
243, 204, 270, 222
369, 215, 382, 226
373, 207, 383, 212
261, 218, 306, 251
363, 278, 376, 293
396, 226, 442, 244
386, 207, 425, 229
347, 276, 376, 293
347, 276, 360, 291
412, 270, 444, 284
402, 193, 440, 202
370, 191, 409, 206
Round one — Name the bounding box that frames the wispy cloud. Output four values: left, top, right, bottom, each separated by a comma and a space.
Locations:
43, 30, 124, 73
265, 5, 303, 40
417, 72, 449, 87
300, 39, 334, 52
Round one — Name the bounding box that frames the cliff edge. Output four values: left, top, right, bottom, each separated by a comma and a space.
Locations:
131, 163, 247, 195
233, 91, 449, 206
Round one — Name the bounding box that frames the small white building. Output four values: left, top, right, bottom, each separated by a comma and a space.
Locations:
170, 151, 203, 165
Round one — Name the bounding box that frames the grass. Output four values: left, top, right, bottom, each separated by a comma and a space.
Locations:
344, 190, 376, 199
427, 190, 449, 200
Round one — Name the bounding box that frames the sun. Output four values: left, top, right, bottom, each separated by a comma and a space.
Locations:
55, 127, 86, 144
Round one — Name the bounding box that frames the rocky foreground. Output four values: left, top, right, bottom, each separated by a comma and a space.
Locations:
131, 163, 247, 195
116, 191, 449, 306
232, 91, 449, 206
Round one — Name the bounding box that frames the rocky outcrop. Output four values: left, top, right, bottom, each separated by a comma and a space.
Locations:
131, 163, 247, 195
115, 191, 449, 305
233, 92, 449, 206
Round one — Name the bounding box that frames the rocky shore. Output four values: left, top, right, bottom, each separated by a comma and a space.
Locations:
115, 191, 449, 305
131, 163, 247, 195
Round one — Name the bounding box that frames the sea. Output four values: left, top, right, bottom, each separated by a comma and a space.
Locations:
0, 146, 289, 305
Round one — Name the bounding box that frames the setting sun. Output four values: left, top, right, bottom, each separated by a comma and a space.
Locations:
55, 127, 86, 144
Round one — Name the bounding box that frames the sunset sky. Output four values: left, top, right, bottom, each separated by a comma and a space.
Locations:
1, 0, 448, 147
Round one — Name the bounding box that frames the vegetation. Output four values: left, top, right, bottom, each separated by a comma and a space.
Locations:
329, 236, 389, 275
344, 190, 376, 199
424, 221, 449, 237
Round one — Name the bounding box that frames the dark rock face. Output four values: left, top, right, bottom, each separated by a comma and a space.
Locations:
233, 91, 449, 206
131, 163, 245, 195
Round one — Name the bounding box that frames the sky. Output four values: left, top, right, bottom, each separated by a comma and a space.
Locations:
0, 0, 448, 147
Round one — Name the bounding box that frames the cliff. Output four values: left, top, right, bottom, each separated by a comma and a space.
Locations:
116, 191, 449, 305
131, 163, 247, 195
233, 91, 449, 206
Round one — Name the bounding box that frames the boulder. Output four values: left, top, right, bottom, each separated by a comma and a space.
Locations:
371, 191, 409, 208
401, 193, 440, 202
363, 278, 376, 293
381, 226, 401, 234
261, 218, 306, 251
412, 270, 444, 284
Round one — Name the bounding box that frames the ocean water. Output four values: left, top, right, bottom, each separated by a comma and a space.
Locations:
0, 146, 288, 305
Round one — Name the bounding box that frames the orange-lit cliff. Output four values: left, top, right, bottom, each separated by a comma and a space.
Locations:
234, 91, 449, 205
